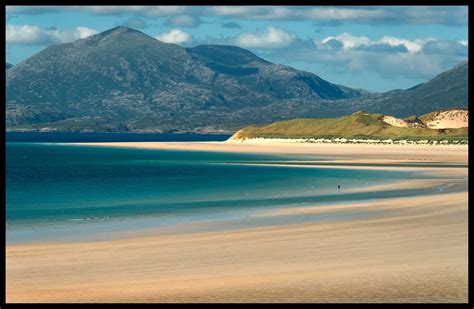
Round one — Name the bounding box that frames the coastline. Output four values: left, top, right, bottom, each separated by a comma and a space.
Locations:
6, 141, 468, 302
71, 140, 468, 163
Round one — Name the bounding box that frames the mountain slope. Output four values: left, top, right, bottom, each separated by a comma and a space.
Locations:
364, 61, 468, 117
6, 63, 13, 70
6, 26, 364, 132
230, 109, 468, 142
6, 27, 468, 132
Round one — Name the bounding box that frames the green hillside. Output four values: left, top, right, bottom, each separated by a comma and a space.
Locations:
234, 111, 468, 142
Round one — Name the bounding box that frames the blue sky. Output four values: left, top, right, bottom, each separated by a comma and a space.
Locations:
6, 6, 468, 92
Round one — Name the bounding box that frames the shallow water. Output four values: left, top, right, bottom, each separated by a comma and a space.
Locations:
6, 142, 445, 243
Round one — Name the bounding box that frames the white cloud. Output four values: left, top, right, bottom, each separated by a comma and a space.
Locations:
75, 27, 99, 39
378, 36, 425, 53
459, 40, 468, 46
319, 33, 436, 54
235, 26, 296, 49
191, 29, 466, 83
247, 32, 467, 87
6, 24, 47, 45
155, 29, 192, 44
6, 24, 98, 45
322, 33, 371, 49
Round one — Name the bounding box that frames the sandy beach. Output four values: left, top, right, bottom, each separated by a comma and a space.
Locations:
73, 140, 468, 163
6, 141, 468, 303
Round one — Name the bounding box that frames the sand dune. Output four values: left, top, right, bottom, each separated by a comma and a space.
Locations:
423, 109, 468, 129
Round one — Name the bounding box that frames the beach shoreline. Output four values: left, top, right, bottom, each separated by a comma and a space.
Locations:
70, 140, 468, 163
6, 141, 468, 303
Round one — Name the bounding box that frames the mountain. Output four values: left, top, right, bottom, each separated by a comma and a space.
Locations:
6, 26, 468, 133
229, 109, 468, 142
6, 63, 13, 70
363, 61, 468, 117
6, 26, 364, 133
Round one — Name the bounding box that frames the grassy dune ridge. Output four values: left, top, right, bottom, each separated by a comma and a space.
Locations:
234, 111, 468, 142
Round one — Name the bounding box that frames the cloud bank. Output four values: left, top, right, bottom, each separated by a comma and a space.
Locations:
6, 24, 98, 45
5, 5, 467, 91
297, 33, 467, 80
6, 6, 468, 26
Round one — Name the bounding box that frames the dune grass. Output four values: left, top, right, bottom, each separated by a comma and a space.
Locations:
236, 111, 468, 141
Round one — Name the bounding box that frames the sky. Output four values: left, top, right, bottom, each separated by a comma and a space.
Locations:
5, 5, 468, 92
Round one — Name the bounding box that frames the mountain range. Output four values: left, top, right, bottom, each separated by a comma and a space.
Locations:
6, 26, 468, 133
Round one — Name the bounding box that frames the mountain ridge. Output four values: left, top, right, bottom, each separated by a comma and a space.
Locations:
364, 60, 468, 117
6, 26, 468, 133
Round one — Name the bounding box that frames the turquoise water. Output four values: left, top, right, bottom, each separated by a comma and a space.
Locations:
6, 142, 436, 243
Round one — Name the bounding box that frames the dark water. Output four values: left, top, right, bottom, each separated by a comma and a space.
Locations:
6, 142, 437, 243
6, 132, 231, 143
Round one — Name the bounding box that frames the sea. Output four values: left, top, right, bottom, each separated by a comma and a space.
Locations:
6, 132, 445, 244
